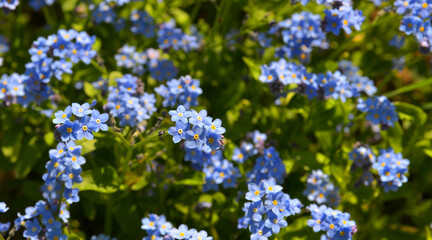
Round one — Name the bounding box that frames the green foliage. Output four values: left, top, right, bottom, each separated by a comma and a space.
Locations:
0, 0, 432, 240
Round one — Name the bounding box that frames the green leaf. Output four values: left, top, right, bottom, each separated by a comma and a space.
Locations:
114, 196, 141, 234
109, 71, 123, 86
131, 176, 149, 191
394, 102, 427, 126
83, 81, 97, 98
242, 57, 261, 80
387, 122, 403, 153
75, 166, 120, 193
384, 78, 432, 98
14, 136, 45, 178
174, 176, 204, 186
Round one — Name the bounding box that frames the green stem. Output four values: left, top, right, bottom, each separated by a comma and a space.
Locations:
132, 130, 165, 150
42, 7, 56, 28
5, 225, 16, 240
109, 129, 130, 148
91, 60, 108, 75
122, 147, 133, 181
190, 0, 203, 24
104, 199, 113, 235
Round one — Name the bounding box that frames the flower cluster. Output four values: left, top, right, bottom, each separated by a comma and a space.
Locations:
270, 11, 327, 62
232, 130, 266, 164
338, 61, 377, 96
322, 4, 364, 35
17, 200, 69, 239
260, 59, 376, 102
105, 74, 157, 127
158, 20, 201, 52
349, 144, 376, 187
395, 0, 432, 53
0, 73, 27, 106
0, 0, 19, 11
11, 101, 109, 239
185, 147, 241, 192
232, 142, 257, 164
115, 45, 178, 80
115, 45, 148, 75
372, 148, 410, 192
247, 147, 286, 185
303, 170, 340, 207
155, 75, 202, 109
29, 0, 56, 10
21, 29, 96, 106
238, 178, 303, 240
92, 1, 117, 24
167, 105, 225, 153
54, 100, 109, 141
44, 140, 84, 197
130, 9, 156, 37
306, 204, 357, 240
141, 214, 213, 240
356, 96, 399, 128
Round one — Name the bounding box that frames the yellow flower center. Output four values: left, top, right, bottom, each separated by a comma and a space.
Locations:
67, 128, 73, 133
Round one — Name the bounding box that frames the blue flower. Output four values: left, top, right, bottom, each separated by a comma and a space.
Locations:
53, 106, 72, 124
170, 224, 192, 239
204, 118, 226, 134
169, 105, 190, 124
0, 202, 8, 213
167, 121, 189, 143
61, 167, 83, 189
91, 109, 109, 132
264, 211, 287, 234
0, 222, 10, 232
57, 120, 81, 141
71, 102, 92, 117
23, 218, 41, 238
263, 178, 283, 194
185, 126, 206, 149
190, 230, 213, 240
76, 115, 98, 140
246, 182, 265, 202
